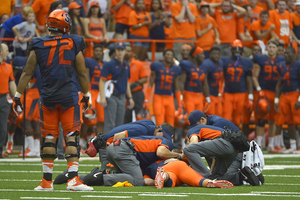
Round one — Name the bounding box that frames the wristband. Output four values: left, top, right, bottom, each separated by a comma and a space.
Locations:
298, 96, 300, 102
139, 23, 142, 27
232, 5, 237, 8
15, 91, 22, 98
256, 86, 261, 91
206, 97, 211, 103
274, 97, 279, 104
248, 94, 254, 100
144, 100, 149, 102
218, 93, 222, 97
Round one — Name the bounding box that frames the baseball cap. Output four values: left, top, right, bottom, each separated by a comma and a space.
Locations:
200, 2, 210, 8
161, 125, 173, 141
115, 42, 126, 50
90, 1, 100, 7
69, 2, 81, 10
188, 110, 205, 127
295, 0, 300, 5
181, 44, 192, 51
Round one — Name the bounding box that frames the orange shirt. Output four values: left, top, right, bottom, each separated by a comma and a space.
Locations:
269, 10, 293, 45
23, 0, 35, 5
214, 11, 238, 44
251, 5, 264, 21
88, 18, 104, 37
249, 19, 273, 44
257, 0, 275, 11
31, 0, 56, 28
171, 2, 198, 39
164, 26, 174, 49
237, 17, 256, 47
128, 11, 151, 37
234, 0, 249, 7
0, 62, 14, 94
163, 0, 172, 15
0, 0, 15, 17
195, 15, 217, 51
128, 58, 148, 92
112, 0, 136, 25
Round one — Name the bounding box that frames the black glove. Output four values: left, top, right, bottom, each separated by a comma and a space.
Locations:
80, 96, 90, 112
13, 97, 23, 116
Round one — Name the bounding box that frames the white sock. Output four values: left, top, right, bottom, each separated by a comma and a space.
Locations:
27, 136, 34, 151
7, 132, 14, 142
256, 136, 263, 147
268, 137, 275, 148
275, 135, 280, 147
280, 131, 285, 148
181, 138, 185, 149
290, 139, 297, 150
34, 139, 40, 154
24, 136, 29, 150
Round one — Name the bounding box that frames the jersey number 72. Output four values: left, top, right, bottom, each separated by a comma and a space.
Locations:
44, 38, 73, 66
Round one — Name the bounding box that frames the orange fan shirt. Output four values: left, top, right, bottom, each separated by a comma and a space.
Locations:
128, 11, 152, 37
291, 11, 300, 40
88, 18, 104, 38
257, 0, 275, 11
164, 26, 174, 49
171, 2, 198, 39
31, 0, 56, 28
213, 10, 238, 44
128, 58, 148, 92
112, 0, 136, 25
251, 5, 264, 21
195, 15, 218, 51
249, 19, 274, 44
0, 0, 15, 17
269, 10, 293, 45
0, 62, 14, 94
237, 17, 256, 47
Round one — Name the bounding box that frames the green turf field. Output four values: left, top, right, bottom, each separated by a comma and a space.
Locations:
0, 153, 299, 200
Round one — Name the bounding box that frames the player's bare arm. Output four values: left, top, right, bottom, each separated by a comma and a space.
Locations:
156, 146, 180, 159
17, 50, 37, 94
99, 79, 107, 107
252, 63, 261, 89
188, 135, 199, 144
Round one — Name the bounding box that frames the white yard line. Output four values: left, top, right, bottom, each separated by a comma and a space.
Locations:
20, 198, 71, 199
81, 195, 132, 198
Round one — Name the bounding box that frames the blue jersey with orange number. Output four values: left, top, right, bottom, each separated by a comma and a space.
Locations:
278, 61, 300, 93
28, 35, 85, 110
187, 124, 223, 141
151, 61, 181, 95
103, 119, 157, 144
207, 115, 239, 131
221, 57, 253, 93
29, 66, 41, 92
180, 60, 205, 93
200, 59, 223, 96
253, 54, 285, 92
123, 136, 173, 170
85, 58, 106, 90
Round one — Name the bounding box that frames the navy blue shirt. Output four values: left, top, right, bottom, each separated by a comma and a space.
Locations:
100, 58, 130, 95
29, 35, 85, 110
207, 115, 239, 131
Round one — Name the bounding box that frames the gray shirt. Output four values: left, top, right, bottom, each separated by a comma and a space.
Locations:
13, 21, 36, 50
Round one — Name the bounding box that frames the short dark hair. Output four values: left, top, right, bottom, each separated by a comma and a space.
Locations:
93, 44, 104, 50
260, 10, 269, 16
285, 46, 296, 54
109, 49, 115, 57
163, 49, 175, 56
210, 46, 221, 54
267, 40, 279, 46
161, 123, 174, 134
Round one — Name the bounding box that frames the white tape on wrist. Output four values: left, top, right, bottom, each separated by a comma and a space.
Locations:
15, 91, 22, 98
274, 97, 279, 104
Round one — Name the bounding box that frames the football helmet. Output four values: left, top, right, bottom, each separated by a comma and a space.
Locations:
83, 109, 97, 126
46, 9, 72, 34
136, 108, 151, 121
231, 39, 244, 58
255, 97, 270, 117
174, 109, 188, 128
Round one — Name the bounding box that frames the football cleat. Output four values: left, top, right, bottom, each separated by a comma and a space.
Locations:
6, 141, 13, 154
34, 178, 54, 191
257, 173, 264, 185
53, 169, 69, 184
154, 167, 165, 189
67, 176, 93, 191
280, 148, 294, 154
239, 166, 260, 186
206, 180, 234, 188
82, 167, 104, 186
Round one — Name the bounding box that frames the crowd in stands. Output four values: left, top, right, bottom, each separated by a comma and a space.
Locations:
0, 0, 300, 159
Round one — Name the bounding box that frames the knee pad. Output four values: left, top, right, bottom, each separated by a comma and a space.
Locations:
41, 136, 57, 159
65, 131, 80, 159
257, 119, 267, 127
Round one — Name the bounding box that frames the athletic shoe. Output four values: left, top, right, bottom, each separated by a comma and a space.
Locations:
67, 176, 93, 191
154, 167, 165, 189
34, 178, 54, 191
268, 146, 279, 153
239, 166, 260, 186
18, 148, 30, 157
257, 173, 264, 185
26, 150, 38, 157
6, 141, 13, 154
281, 148, 295, 154
206, 180, 234, 189
53, 169, 69, 184
293, 149, 300, 154
82, 167, 104, 186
